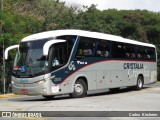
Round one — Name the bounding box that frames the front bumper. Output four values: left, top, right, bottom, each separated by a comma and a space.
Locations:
12, 80, 52, 95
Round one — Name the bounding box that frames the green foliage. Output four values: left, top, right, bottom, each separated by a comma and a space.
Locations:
0, 4, 44, 93
0, 11, 43, 45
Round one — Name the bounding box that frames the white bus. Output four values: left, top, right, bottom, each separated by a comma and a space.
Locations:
5, 29, 157, 99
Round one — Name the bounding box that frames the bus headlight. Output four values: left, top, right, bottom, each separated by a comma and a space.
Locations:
38, 80, 45, 85
11, 80, 15, 85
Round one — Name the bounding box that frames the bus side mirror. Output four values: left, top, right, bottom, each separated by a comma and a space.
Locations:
43, 39, 66, 56
5, 45, 19, 60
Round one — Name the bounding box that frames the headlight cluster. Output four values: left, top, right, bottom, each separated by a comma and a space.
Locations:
11, 80, 15, 85
38, 80, 45, 85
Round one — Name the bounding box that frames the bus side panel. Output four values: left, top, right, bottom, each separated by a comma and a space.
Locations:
104, 71, 111, 89
110, 71, 123, 88
96, 71, 110, 89
122, 70, 134, 87
90, 71, 97, 90
143, 62, 150, 84
149, 62, 157, 84
78, 61, 112, 90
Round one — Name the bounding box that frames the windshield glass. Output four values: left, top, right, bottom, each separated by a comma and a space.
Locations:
13, 39, 49, 78
12, 36, 77, 78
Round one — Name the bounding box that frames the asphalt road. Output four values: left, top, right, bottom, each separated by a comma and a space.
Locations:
0, 82, 160, 120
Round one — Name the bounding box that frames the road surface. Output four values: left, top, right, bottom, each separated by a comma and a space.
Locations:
0, 82, 160, 120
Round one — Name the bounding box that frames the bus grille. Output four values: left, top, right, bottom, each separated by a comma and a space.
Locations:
14, 82, 39, 88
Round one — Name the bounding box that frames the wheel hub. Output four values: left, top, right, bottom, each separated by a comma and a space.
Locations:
74, 83, 83, 94
138, 79, 142, 88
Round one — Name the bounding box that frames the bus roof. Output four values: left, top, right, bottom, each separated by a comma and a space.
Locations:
22, 29, 155, 48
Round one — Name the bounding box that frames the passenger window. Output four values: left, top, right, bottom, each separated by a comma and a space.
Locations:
96, 40, 110, 58
148, 48, 156, 60
50, 44, 66, 69
49, 35, 76, 71
76, 37, 95, 59
56, 35, 77, 61
125, 45, 136, 59
112, 42, 125, 58
137, 47, 147, 59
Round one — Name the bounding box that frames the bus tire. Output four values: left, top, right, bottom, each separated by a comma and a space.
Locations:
109, 88, 120, 93
42, 95, 55, 100
135, 76, 144, 90
70, 79, 87, 98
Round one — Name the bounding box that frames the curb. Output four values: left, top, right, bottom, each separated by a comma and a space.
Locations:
0, 94, 23, 98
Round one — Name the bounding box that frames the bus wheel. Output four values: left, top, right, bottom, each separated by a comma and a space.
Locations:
135, 76, 144, 90
70, 79, 87, 98
109, 88, 120, 93
42, 95, 55, 100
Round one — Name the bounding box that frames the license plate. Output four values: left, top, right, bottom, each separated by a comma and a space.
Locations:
21, 89, 28, 93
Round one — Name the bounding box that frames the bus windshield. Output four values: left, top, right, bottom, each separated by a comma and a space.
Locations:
13, 36, 77, 78
13, 39, 49, 77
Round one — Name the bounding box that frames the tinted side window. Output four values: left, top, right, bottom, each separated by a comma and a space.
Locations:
49, 43, 67, 71
96, 40, 111, 58
56, 35, 77, 61
76, 37, 96, 59
125, 44, 136, 59
137, 47, 148, 60
112, 42, 126, 58
147, 48, 156, 60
